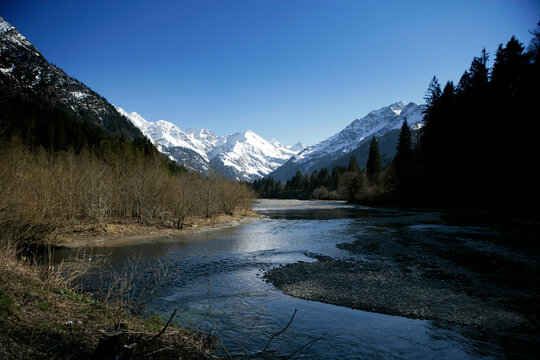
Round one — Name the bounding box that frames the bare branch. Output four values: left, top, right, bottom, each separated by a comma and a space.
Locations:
262, 309, 297, 353
150, 308, 178, 341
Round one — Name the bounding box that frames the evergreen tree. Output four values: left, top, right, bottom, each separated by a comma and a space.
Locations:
347, 156, 360, 173
492, 36, 528, 105
319, 168, 330, 188
331, 166, 345, 190
393, 119, 416, 203
424, 76, 442, 109
366, 137, 381, 181
467, 48, 490, 92
291, 171, 304, 190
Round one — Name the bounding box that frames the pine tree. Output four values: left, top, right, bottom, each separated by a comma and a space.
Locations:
348, 156, 360, 173
366, 137, 381, 181
319, 168, 330, 187
393, 119, 415, 203
424, 76, 441, 108
492, 36, 528, 105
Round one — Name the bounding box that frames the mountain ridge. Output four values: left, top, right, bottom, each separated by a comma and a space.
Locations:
117, 107, 305, 181
270, 101, 425, 181
0, 16, 142, 139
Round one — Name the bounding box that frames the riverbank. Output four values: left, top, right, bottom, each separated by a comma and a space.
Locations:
56, 210, 263, 248
0, 254, 220, 359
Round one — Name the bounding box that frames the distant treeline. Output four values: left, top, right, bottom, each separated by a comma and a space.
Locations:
0, 87, 254, 248
252, 137, 389, 203
254, 26, 540, 211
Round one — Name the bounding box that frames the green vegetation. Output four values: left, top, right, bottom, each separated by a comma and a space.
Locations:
38, 298, 51, 311
57, 287, 102, 307
144, 313, 165, 333
0, 257, 217, 359
0, 288, 16, 314
366, 137, 381, 181
0, 86, 157, 159
252, 135, 391, 203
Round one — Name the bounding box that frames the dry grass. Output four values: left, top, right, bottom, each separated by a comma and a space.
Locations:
0, 249, 220, 359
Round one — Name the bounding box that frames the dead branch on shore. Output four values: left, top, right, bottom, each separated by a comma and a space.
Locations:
150, 308, 178, 341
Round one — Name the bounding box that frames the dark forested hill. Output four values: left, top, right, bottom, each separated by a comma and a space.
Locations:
0, 16, 142, 139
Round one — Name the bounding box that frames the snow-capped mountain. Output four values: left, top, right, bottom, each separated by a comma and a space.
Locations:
0, 17, 141, 139
270, 101, 425, 181
209, 130, 301, 181
117, 108, 304, 181
287, 142, 308, 153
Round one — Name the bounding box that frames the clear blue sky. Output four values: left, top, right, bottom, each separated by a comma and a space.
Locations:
1, 1, 538, 145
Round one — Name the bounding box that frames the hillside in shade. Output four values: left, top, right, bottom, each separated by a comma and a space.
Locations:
0, 16, 141, 139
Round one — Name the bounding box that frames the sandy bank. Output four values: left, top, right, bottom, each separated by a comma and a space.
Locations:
56, 211, 263, 248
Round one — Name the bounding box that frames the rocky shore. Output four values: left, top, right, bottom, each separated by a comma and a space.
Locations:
265, 254, 527, 329
264, 227, 540, 332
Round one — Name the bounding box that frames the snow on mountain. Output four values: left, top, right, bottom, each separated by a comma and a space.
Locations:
117, 108, 303, 181
210, 130, 300, 181
270, 101, 425, 181
287, 142, 307, 153
0, 17, 141, 139
117, 107, 210, 160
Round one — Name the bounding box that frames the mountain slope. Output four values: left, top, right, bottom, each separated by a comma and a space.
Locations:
117, 107, 210, 172
0, 16, 141, 139
210, 130, 299, 181
118, 108, 304, 181
270, 101, 425, 181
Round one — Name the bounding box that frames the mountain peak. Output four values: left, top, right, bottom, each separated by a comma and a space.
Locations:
0, 16, 35, 52
243, 129, 259, 139
390, 101, 409, 115
288, 142, 307, 153
118, 108, 301, 181
0, 16, 13, 34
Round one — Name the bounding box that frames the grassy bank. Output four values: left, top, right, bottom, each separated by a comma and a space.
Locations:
0, 252, 220, 359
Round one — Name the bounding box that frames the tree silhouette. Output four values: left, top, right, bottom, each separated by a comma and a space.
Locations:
393, 119, 416, 203
366, 137, 381, 182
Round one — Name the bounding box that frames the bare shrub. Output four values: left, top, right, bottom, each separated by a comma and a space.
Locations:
43, 248, 107, 291
94, 253, 175, 318
0, 140, 255, 252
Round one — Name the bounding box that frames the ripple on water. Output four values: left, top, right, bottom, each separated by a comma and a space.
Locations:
55, 200, 535, 359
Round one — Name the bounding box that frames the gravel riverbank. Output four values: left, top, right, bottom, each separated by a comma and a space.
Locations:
264, 216, 540, 332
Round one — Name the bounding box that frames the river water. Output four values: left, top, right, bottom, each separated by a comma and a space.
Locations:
55, 200, 538, 359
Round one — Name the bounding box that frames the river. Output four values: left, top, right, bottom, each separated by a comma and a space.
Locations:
54, 199, 539, 359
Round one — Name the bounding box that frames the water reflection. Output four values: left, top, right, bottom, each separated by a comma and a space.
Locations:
53, 200, 527, 359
